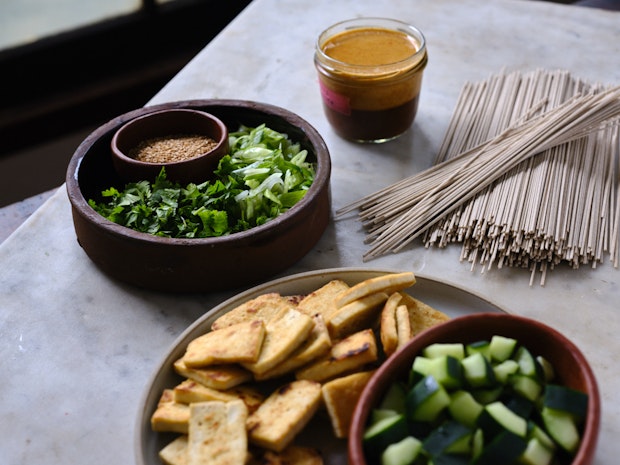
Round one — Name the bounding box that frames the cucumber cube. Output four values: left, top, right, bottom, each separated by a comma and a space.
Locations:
381, 436, 422, 465
493, 359, 519, 384
543, 384, 588, 421
478, 401, 528, 438
462, 352, 496, 388
407, 375, 451, 422
466, 340, 491, 359
449, 390, 483, 428
423, 420, 472, 456
518, 437, 555, 465
423, 343, 466, 360
541, 407, 581, 454
472, 430, 527, 465
489, 335, 517, 362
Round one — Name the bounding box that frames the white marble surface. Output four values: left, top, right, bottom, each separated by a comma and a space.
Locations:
1, 0, 619, 463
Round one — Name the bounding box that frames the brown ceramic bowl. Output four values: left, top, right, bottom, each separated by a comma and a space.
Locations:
66, 99, 331, 293
111, 108, 229, 185
349, 312, 601, 465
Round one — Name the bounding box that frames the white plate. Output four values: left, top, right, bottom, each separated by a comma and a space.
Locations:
135, 267, 506, 465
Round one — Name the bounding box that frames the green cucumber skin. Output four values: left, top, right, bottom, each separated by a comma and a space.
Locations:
472, 430, 528, 465
423, 420, 472, 457
543, 384, 588, 420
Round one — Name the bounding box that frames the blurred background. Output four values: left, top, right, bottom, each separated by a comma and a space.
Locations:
0, 0, 617, 208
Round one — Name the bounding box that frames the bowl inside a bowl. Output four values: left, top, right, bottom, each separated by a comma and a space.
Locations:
111, 108, 229, 185
66, 99, 331, 293
348, 312, 600, 465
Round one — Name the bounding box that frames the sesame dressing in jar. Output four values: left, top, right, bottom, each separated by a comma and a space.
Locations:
315, 18, 427, 143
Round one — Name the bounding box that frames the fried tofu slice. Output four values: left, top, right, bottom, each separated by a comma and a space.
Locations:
173, 379, 264, 414
379, 292, 403, 357
253, 445, 324, 465
174, 359, 252, 390
242, 307, 314, 376
159, 435, 188, 465
182, 320, 266, 367
334, 272, 416, 308
296, 279, 351, 321
255, 313, 331, 381
246, 380, 322, 452
395, 304, 413, 349
327, 292, 388, 339
322, 370, 376, 438
188, 400, 248, 465
295, 329, 378, 383
398, 292, 450, 336
151, 389, 191, 434
211, 293, 293, 330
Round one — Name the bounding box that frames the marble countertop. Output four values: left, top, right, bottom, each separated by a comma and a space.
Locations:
1, 0, 619, 463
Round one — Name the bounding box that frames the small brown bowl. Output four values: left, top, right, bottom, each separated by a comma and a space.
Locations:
66, 99, 331, 293
349, 312, 601, 465
111, 108, 229, 184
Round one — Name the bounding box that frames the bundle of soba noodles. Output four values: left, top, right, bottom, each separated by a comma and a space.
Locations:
338, 70, 620, 285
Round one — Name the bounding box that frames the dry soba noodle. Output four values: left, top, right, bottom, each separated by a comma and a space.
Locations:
337, 69, 620, 285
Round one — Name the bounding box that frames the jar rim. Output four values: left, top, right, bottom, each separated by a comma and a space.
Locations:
315, 17, 427, 73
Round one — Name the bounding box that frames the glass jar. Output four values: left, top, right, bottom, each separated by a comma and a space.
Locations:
314, 18, 428, 143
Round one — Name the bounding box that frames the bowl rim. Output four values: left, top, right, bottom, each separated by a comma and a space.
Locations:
348, 312, 601, 465
110, 107, 229, 168
66, 99, 331, 246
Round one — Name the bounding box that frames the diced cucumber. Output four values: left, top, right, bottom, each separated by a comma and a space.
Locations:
471, 386, 503, 405
510, 374, 543, 402
528, 422, 556, 451
372, 408, 399, 423
489, 335, 517, 362
412, 356, 434, 377
518, 437, 555, 465
423, 343, 466, 360
466, 340, 491, 358
536, 356, 555, 382
446, 432, 473, 455
504, 395, 535, 420
381, 436, 422, 465
413, 356, 463, 389
449, 390, 483, 428
430, 356, 464, 389
471, 428, 484, 460
407, 375, 451, 422
477, 401, 528, 438
543, 384, 588, 421
364, 413, 409, 459
371, 336, 585, 465
423, 420, 472, 457
462, 352, 496, 388
472, 430, 527, 465
493, 359, 519, 384
380, 382, 408, 412
541, 407, 581, 454
514, 346, 543, 380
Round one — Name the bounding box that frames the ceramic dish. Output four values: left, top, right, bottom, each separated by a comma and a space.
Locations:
135, 267, 506, 465
66, 99, 331, 292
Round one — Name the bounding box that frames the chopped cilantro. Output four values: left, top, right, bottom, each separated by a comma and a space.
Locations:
89, 124, 316, 238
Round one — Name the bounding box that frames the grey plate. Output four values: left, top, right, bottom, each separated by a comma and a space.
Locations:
135, 267, 506, 465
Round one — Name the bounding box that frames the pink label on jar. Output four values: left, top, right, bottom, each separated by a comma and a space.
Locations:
319, 81, 351, 115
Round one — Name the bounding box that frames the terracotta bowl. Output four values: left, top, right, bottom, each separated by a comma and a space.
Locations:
111, 108, 229, 185
348, 312, 600, 465
66, 99, 331, 293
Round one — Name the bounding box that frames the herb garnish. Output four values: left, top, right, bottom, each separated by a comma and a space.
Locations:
89, 124, 316, 238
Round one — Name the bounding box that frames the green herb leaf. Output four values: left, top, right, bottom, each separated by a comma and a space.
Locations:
89, 124, 316, 238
